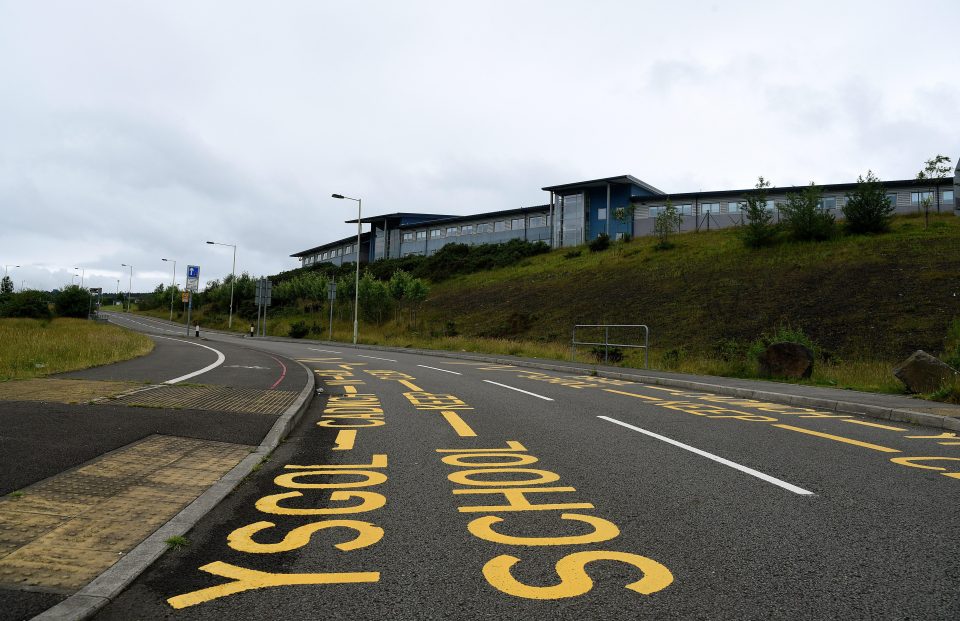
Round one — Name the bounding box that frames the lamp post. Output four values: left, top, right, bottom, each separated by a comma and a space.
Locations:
206, 241, 237, 329
3, 265, 18, 279
161, 258, 177, 321
74, 267, 84, 288
120, 264, 133, 312
116, 279, 120, 306
332, 193, 362, 345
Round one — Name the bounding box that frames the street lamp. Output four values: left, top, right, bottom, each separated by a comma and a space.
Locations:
74, 267, 84, 288
161, 258, 177, 321
332, 193, 362, 345
120, 264, 133, 312
206, 241, 237, 329
3, 265, 18, 279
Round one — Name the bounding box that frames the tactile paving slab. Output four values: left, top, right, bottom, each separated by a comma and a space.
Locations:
0, 378, 142, 404
0, 434, 253, 593
111, 384, 298, 415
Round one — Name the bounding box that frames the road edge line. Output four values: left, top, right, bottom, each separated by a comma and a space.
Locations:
32, 356, 316, 621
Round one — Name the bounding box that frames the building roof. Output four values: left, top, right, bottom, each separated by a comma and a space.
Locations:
395, 204, 551, 229
290, 231, 371, 258
629, 178, 948, 202
345, 212, 454, 225
541, 174, 665, 195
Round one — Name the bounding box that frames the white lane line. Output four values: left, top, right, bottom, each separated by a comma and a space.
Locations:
357, 354, 398, 362
483, 380, 554, 401
107, 314, 181, 334
153, 336, 227, 384
418, 364, 462, 375
309, 348, 343, 354
598, 416, 814, 496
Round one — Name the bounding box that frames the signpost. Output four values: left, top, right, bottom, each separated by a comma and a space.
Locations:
327, 281, 337, 340
88, 287, 102, 319
255, 277, 272, 337
185, 265, 199, 337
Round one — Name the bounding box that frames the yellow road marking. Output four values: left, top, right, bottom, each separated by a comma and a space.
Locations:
603, 389, 662, 401
398, 379, 423, 391
643, 385, 685, 394
344, 385, 358, 394
841, 419, 906, 431
773, 424, 901, 453
441, 411, 477, 437
333, 430, 357, 451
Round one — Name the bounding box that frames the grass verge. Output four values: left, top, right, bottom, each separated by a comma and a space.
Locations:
0, 318, 154, 381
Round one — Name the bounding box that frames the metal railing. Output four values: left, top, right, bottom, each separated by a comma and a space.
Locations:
572, 324, 649, 368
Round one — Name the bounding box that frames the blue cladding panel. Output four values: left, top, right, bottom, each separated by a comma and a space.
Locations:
585, 184, 638, 240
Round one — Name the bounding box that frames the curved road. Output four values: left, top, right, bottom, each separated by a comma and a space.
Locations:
94, 316, 960, 619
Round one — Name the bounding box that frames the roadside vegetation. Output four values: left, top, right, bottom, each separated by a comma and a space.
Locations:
0, 318, 154, 381
134, 172, 960, 400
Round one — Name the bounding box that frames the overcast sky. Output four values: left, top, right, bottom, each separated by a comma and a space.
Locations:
2, 0, 958, 293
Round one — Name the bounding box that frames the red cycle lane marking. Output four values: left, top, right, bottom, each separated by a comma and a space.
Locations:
269, 355, 288, 389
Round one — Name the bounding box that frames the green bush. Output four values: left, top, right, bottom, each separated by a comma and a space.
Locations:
740, 177, 779, 249
780, 183, 836, 242
288, 320, 309, 338
748, 324, 818, 362
588, 233, 611, 253
54, 285, 93, 318
591, 346, 623, 363
843, 170, 896, 234
943, 318, 960, 370
1, 290, 52, 319
563, 249, 582, 259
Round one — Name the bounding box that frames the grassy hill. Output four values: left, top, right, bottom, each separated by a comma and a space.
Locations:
412, 213, 959, 388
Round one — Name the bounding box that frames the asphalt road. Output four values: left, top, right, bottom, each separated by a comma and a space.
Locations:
92, 321, 960, 619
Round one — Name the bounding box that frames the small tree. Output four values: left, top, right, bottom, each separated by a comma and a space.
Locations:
917, 154, 953, 213
388, 269, 413, 321
54, 285, 92, 318
653, 201, 682, 249
405, 278, 429, 324
779, 183, 836, 241
0, 276, 13, 295
843, 170, 895, 234
740, 177, 778, 248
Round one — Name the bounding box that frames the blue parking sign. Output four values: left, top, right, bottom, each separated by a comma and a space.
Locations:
187, 265, 200, 278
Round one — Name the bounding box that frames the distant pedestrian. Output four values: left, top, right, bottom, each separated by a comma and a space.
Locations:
249, 324, 255, 338
194, 324, 200, 338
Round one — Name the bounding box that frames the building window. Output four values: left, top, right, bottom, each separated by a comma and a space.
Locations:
430, 229, 443, 239
494, 221, 509, 232
402, 232, 414, 242
648, 206, 662, 218
944, 190, 954, 202
911, 191, 933, 205
886, 193, 898, 207
765, 200, 776, 212
597, 208, 607, 220
615, 232, 625, 241
511, 218, 525, 230
727, 201, 744, 213
528, 215, 545, 228
321, 252, 328, 260
416, 230, 427, 240
446, 226, 459, 236
701, 202, 720, 214
676, 204, 693, 216
461, 224, 474, 235
820, 197, 837, 210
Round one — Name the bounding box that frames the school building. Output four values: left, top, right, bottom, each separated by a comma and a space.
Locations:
291, 163, 959, 267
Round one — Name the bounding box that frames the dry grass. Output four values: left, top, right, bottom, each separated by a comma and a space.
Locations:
0, 318, 154, 381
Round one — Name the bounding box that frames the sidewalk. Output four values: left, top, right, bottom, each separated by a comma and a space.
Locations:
0, 339, 314, 621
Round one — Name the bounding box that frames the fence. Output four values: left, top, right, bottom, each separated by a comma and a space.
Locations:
572, 324, 649, 368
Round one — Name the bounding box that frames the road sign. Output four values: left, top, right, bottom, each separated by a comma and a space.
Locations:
328, 281, 337, 301
182, 291, 189, 303
255, 278, 272, 306
186, 265, 200, 293
88, 288, 102, 294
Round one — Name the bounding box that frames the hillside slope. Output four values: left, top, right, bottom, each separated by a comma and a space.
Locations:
421, 214, 960, 361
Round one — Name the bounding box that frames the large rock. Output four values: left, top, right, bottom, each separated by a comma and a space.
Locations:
893, 350, 958, 393
758, 342, 814, 379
